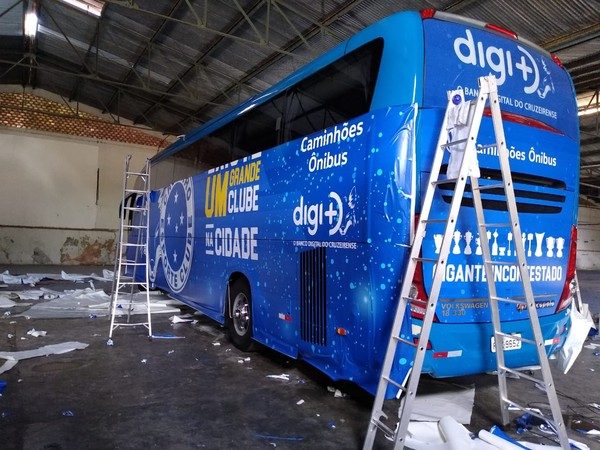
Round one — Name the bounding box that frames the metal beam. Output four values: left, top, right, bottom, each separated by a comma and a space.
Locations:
69, 20, 101, 101
543, 23, 600, 53
132, 0, 265, 125
166, 0, 368, 132
103, 0, 185, 113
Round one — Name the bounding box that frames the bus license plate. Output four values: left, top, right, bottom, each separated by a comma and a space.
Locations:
491, 334, 522, 352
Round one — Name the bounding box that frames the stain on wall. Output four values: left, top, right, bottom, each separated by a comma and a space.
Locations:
60, 235, 115, 265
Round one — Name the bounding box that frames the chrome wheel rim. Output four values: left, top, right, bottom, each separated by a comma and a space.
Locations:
232, 293, 250, 336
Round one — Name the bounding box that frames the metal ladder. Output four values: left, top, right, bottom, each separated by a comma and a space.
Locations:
108, 155, 152, 341
363, 76, 570, 449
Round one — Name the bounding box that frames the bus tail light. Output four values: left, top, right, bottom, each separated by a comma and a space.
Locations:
484, 23, 517, 40
551, 53, 564, 68
420, 8, 436, 19
557, 226, 577, 313
409, 261, 439, 322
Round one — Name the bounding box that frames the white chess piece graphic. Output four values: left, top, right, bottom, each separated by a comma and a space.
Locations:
433, 234, 443, 254
475, 236, 482, 255
492, 230, 499, 256
452, 231, 462, 254
546, 236, 555, 257
556, 237, 565, 258
499, 247, 506, 256
507, 232, 513, 256
527, 233, 533, 257
535, 232, 545, 257
464, 231, 473, 255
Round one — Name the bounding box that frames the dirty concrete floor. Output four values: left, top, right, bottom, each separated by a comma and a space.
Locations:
0, 265, 598, 450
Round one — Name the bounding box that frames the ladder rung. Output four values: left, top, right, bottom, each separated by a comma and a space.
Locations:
432, 178, 459, 186
122, 206, 148, 211
125, 189, 148, 194
491, 296, 527, 305
475, 183, 505, 191
495, 331, 536, 346
499, 366, 545, 386
412, 257, 437, 264
370, 418, 396, 438
481, 223, 511, 228
123, 225, 147, 229
120, 262, 147, 266
112, 322, 150, 328
383, 375, 407, 392
126, 172, 148, 176
421, 218, 447, 224
442, 138, 469, 148
121, 243, 146, 247
485, 260, 517, 266
118, 281, 144, 286
393, 335, 417, 348
503, 398, 552, 424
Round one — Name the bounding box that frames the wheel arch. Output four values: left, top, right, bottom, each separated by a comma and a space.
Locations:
224, 271, 251, 319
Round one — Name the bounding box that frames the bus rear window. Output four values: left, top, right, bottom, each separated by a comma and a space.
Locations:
422, 19, 578, 139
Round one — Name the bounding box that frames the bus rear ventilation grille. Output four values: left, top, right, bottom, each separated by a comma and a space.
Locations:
300, 247, 327, 347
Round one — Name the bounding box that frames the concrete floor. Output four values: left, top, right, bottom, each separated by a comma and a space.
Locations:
0, 265, 598, 450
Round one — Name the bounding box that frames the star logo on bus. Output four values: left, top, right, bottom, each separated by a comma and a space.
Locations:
150, 177, 195, 293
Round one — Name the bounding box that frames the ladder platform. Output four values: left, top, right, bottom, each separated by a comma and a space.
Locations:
393, 335, 417, 348
412, 257, 437, 263
126, 171, 148, 177
432, 178, 459, 186
485, 260, 518, 266
503, 398, 556, 425
475, 183, 505, 191
382, 375, 407, 392
421, 218, 447, 224
499, 365, 545, 386
442, 138, 469, 148
370, 418, 396, 439
495, 331, 536, 346
490, 295, 527, 305
480, 222, 511, 228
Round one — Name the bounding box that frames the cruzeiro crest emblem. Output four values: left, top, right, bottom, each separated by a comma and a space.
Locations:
150, 177, 194, 293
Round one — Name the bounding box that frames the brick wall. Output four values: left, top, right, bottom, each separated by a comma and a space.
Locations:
0, 92, 167, 148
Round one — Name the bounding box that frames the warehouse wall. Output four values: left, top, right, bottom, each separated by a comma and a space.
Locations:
577, 206, 600, 270
0, 128, 157, 265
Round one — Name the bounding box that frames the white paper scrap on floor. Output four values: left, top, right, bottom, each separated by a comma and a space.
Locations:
0, 341, 89, 375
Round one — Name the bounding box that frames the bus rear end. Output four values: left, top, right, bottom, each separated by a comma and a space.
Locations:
414, 11, 578, 376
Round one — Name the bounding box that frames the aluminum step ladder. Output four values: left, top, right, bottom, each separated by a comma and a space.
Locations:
363, 76, 570, 449
108, 155, 152, 342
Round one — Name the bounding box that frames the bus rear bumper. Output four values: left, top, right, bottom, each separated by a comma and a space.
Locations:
413, 308, 570, 378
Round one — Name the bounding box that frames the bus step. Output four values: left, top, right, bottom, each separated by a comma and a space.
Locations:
412, 257, 437, 263
475, 183, 504, 191
432, 178, 459, 186
491, 296, 526, 305
393, 335, 417, 348
383, 376, 406, 392
495, 331, 536, 346
441, 138, 468, 148
499, 366, 545, 386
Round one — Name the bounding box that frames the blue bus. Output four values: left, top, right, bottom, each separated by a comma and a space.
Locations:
133, 9, 579, 396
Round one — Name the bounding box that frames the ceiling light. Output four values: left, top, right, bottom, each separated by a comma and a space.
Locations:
24, 11, 38, 38
58, 0, 104, 17
579, 106, 600, 117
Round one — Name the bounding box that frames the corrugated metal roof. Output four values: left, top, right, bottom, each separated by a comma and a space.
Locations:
1, 0, 599, 195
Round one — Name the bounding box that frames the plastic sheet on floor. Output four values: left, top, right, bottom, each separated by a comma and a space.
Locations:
0, 269, 114, 286
0, 341, 88, 375
410, 383, 475, 424
0, 295, 17, 308
558, 303, 597, 373
15, 289, 181, 319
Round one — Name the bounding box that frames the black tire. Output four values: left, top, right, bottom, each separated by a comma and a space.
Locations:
226, 278, 255, 351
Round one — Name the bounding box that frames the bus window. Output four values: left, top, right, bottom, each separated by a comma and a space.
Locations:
285, 38, 383, 141
233, 93, 285, 157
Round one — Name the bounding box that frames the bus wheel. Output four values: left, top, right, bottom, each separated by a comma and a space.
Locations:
227, 279, 254, 351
